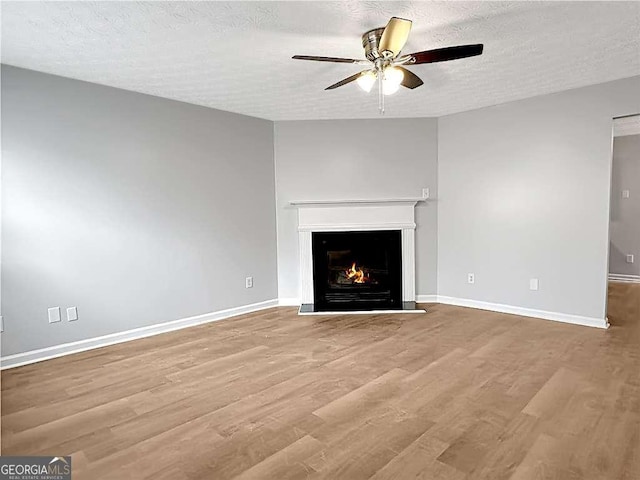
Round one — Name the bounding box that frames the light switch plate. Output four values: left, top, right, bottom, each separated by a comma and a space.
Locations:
0, 316, 4, 333
530, 278, 539, 291
245, 276, 253, 288
422, 188, 430, 199
67, 306, 78, 321
48, 307, 61, 323
622, 190, 630, 199
627, 254, 635, 264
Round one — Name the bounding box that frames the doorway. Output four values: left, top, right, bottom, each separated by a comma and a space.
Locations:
607, 115, 640, 326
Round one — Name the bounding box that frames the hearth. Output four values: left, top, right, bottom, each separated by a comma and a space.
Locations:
311, 230, 402, 311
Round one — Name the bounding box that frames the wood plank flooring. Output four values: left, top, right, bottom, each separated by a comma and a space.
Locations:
2, 284, 639, 479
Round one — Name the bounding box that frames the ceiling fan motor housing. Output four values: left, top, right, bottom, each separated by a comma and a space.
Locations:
362, 28, 386, 61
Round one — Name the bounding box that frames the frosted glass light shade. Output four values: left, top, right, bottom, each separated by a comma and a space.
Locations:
356, 71, 377, 93
382, 66, 404, 95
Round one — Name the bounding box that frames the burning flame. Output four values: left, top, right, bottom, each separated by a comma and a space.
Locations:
346, 263, 369, 283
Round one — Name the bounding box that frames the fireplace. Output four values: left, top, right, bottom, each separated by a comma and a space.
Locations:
312, 230, 402, 311
291, 197, 425, 314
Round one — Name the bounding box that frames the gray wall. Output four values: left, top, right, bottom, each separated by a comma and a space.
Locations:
273, 119, 438, 301
609, 133, 640, 277
438, 76, 640, 321
1, 66, 278, 356
4, 65, 638, 358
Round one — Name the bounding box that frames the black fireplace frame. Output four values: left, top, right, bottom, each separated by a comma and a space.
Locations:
310, 230, 403, 312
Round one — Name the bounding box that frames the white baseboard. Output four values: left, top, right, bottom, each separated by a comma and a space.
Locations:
609, 274, 640, 284
436, 296, 608, 329
2, 291, 609, 370
278, 298, 301, 307
0, 299, 279, 370
416, 295, 438, 303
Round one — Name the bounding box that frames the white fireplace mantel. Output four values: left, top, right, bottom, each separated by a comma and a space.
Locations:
289, 197, 425, 207
290, 197, 425, 306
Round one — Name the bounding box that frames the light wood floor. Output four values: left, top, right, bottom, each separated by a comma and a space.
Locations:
2, 284, 639, 479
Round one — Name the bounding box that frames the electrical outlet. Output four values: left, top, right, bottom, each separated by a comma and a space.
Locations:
48, 307, 61, 324
467, 273, 475, 284
622, 190, 630, 199
67, 306, 78, 321
530, 278, 539, 291
422, 188, 430, 199
245, 276, 253, 288
627, 254, 635, 264
0, 316, 4, 333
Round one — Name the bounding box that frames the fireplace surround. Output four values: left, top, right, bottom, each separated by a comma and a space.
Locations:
290, 198, 425, 313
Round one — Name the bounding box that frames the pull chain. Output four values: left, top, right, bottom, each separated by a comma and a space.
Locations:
378, 70, 385, 115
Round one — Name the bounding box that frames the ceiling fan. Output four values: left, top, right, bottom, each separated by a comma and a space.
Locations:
292, 17, 483, 113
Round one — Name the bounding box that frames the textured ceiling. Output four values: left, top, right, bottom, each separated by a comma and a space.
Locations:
2, 1, 639, 120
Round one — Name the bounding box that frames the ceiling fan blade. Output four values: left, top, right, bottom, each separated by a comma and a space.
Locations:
407, 44, 484, 65
378, 17, 412, 58
325, 71, 365, 90
397, 67, 423, 89
292, 55, 365, 64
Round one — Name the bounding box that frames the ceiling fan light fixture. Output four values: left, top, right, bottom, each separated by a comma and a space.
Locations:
382, 66, 404, 95
356, 71, 377, 93
292, 16, 484, 113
